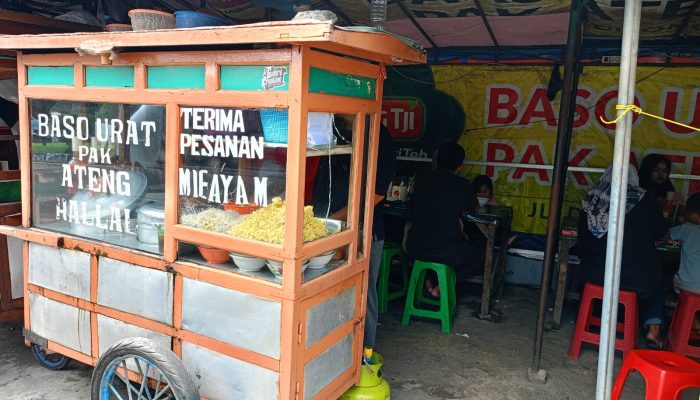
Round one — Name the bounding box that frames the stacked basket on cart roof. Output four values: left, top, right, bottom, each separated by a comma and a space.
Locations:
126, 9, 229, 30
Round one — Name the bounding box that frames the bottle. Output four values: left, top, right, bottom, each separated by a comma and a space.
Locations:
398, 181, 407, 202
370, 0, 387, 31
408, 175, 415, 197
663, 192, 674, 220
363, 346, 373, 365
386, 177, 395, 200
391, 183, 401, 201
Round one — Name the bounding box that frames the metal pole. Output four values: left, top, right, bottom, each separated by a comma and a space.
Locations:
595, 1, 642, 399
528, 0, 582, 382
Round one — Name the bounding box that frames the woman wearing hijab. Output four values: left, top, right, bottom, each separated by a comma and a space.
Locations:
577, 166, 668, 348
639, 154, 676, 204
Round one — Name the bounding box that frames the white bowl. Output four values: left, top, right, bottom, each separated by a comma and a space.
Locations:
477, 196, 489, 206
266, 260, 309, 279
308, 250, 336, 269
230, 252, 265, 271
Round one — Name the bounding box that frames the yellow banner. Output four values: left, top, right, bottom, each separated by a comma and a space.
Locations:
431, 65, 700, 234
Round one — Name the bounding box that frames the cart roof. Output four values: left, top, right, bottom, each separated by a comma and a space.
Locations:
0, 20, 426, 65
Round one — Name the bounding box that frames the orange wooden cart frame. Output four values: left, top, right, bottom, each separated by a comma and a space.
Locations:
0, 22, 425, 400
0, 197, 21, 322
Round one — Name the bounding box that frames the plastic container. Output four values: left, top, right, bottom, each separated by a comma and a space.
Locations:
259, 109, 289, 143
136, 205, 165, 245
128, 9, 175, 31
105, 23, 132, 32
174, 11, 228, 28
370, 0, 388, 30
259, 109, 334, 145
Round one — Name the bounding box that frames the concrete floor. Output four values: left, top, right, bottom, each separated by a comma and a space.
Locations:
1, 285, 699, 399
0, 321, 91, 399
378, 284, 699, 400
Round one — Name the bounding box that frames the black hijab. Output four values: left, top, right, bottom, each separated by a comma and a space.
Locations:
639, 154, 675, 201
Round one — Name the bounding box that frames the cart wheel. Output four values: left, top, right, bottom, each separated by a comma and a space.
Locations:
91, 337, 199, 400
31, 343, 71, 370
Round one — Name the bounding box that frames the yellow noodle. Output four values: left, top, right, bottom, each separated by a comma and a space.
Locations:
231, 197, 328, 243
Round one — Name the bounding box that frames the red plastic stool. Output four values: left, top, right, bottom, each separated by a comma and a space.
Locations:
612, 350, 700, 400
666, 290, 700, 359
567, 282, 638, 359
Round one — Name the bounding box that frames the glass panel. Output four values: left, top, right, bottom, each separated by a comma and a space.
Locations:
29, 100, 166, 254
85, 66, 135, 88
297, 113, 356, 282
147, 66, 205, 89
309, 67, 376, 99
177, 106, 287, 247
177, 240, 285, 285
220, 65, 289, 91
302, 244, 349, 282
27, 66, 74, 86
306, 113, 354, 229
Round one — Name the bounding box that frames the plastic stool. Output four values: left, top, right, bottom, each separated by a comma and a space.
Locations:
377, 243, 408, 314
567, 282, 638, 359
401, 260, 456, 333
612, 350, 700, 400
666, 290, 700, 359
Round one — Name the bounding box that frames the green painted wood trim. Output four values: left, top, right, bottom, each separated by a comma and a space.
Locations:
309, 67, 376, 99
0, 181, 20, 203
220, 65, 289, 91
147, 66, 205, 89
27, 66, 74, 86
85, 66, 134, 88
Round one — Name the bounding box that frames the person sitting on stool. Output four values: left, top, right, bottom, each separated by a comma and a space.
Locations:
405, 141, 483, 298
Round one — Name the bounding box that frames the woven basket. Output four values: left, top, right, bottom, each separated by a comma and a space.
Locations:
128, 9, 175, 31
106, 23, 132, 32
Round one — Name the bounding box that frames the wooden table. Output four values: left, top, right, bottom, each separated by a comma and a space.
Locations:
381, 202, 513, 320
551, 223, 681, 331
551, 231, 578, 331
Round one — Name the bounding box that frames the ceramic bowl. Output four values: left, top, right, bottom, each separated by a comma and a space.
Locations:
308, 250, 336, 269
197, 246, 230, 264
477, 196, 489, 206
266, 260, 309, 279
230, 252, 266, 271
223, 203, 260, 215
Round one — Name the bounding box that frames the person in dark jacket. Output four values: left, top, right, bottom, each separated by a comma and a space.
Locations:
578, 166, 668, 348
639, 153, 676, 205
405, 141, 482, 297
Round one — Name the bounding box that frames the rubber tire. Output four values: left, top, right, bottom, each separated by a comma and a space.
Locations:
90, 337, 199, 400
31, 343, 71, 370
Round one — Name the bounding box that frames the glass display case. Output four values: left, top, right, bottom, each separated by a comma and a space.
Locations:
0, 21, 425, 400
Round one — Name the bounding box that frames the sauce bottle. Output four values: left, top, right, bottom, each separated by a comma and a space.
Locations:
663, 192, 674, 220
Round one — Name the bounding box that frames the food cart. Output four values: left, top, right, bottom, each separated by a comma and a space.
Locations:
0, 21, 425, 399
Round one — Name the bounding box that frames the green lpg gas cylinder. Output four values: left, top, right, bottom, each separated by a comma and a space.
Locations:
339, 352, 391, 400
